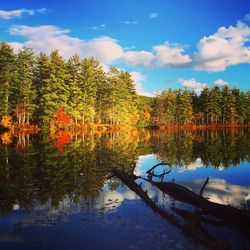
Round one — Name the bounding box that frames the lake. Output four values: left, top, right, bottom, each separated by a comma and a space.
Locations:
0, 128, 250, 250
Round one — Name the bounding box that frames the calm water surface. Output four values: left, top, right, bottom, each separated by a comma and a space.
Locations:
0, 128, 250, 250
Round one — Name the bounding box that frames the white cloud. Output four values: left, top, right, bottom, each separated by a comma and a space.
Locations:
0, 8, 47, 19
153, 42, 191, 67
149, 12, 158, 19
122, 20, 138, 25
37, 8, 48, 14
178, 178, 250, 207
134, 154, 157, 176
8, 25, 190, 69
177, 78, 207, 93
9, 25, 123, 63
87, 24, 106, 30
0, 9, 34, 19
122, 50, 154, 67
245, 13, 250, 22
130, 71, 154, 97
7, 21, 250, 72
193, 21, 250, 71
124, 45, 136, 51
122, 42, 191, 68
214, 79, 228, 86
131, 71, 145, 90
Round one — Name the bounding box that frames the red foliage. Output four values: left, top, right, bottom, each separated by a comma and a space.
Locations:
53, 131, 71, 152
55, 107, 71, 125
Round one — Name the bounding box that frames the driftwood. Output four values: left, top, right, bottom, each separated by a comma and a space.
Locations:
111, 169, 179, 225
151, 180, 250, 234
112, 169, 229, 249
146, 161, 172, 181
199, 177, 209, 196
146, 161, 169, 174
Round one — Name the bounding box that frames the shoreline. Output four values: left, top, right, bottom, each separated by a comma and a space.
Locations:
147, 124, 250, 131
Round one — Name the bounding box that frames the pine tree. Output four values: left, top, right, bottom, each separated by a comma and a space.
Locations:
231, 86, 248, 124
152, 89, 176, 125
33, 52, 53, 124
105, 68, 138, 125
12, 48, 36, 125
199, 87, 210, 124
0, 43, 17, 116
208, 86, 221, 124
221, 85, 237, 124
175, 90, 193, 125
247, 90, 250, 124
40, 50, 69, 125
79, 58, 105, 125
66, 54, 85, 125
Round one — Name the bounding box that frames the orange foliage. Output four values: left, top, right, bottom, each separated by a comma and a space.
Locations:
0, 115, 12, 128
0, 132, 12, 145
143, 111, 150, 121
130, 129, 139, 141
142, 131, 151, 142
130, 115, 140, 123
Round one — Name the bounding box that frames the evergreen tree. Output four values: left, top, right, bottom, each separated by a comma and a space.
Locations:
175, 90, 193, 125
105, 68, 138, 125
12, 48, 36, 125
0, 43, 17, 116
208, 86, 221, 124
199, 87, 210, 124
247, 90, 250, 124
152, 89, 176, 125
231, 87, 248, 124
33, 52, 51, 122
76, 57, 105, 125
66, 54, 85, 124
221, 85, 237, 124
39, 50, 69, 125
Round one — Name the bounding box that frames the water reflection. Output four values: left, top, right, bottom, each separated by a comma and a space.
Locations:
0, 128, 250, 249
176, 179, 250, 208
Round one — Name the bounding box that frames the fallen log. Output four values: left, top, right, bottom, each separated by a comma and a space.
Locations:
112, 168, 229, 249
151, 180, 250, 236
111, 169, 179, 225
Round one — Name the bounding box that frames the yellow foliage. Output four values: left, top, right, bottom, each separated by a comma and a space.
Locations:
143, 131, 151, 142
143, 111, 150, 121
1, 132, 12, 145
0, 115, 12, 128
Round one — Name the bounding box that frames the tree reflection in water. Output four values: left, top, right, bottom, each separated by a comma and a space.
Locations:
0, 128, 250, 249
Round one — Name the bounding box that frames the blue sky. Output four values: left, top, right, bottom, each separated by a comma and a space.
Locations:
1, 0, 250, 95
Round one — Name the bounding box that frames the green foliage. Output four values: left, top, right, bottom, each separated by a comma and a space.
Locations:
137, 95, 153, 126
153, 85, 250, 125
152, 89, 194, 125
12, 48, 37, 125
1, 43, 249, 127
0, 43, 17, 116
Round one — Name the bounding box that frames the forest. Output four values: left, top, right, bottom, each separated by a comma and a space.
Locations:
0, 42, 250, 131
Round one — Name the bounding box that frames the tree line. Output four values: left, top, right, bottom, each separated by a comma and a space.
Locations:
0, 42, 249, 128
152, 86, 250, 125
0, 43, 150, 128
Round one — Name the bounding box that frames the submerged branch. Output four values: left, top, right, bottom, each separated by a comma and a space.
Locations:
199, 177, 209, 196
146, 161, 170, 174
